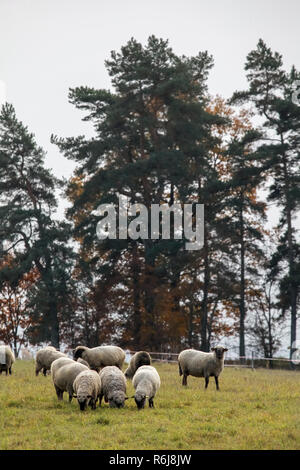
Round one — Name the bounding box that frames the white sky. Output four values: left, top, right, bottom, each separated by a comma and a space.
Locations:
0, 0, 300, 226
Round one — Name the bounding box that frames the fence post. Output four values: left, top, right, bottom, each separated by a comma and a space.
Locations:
251, 351, 254, 370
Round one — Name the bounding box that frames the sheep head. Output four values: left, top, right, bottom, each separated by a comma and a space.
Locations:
108, 391, 126, 408
76, 393, 93, 411
211, 346, 228, 360
134, 391, 149, 410
73, 346, 87, 360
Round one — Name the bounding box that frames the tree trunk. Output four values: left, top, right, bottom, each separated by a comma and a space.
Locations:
143, 241, 157, 350
188, 302, 194, 348
282, 148, 297, 365
200, 223, 209, 352
239, 205, 246, 360
132, 244, 142, 349
49, 297, 60, 348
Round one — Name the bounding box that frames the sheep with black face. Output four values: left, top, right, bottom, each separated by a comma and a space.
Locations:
178, 346, 228, 390
132, 365, 160, 410
73, 345, 125, 372
73, 370, 101, 411
124, 351, 151, 379
99, 366, 127, 408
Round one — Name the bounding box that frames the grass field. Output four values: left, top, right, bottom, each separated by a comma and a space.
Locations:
0, 360, 299, 450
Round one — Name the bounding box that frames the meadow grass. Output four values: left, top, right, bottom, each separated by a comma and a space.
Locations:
0, 360, 299, 450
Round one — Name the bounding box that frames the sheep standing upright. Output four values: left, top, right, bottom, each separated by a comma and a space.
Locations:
73, 345, 125, 372
124, 351, 151, 379
132, 365, 160, 409
73, 370, 101, 411
51, 361, 89, 402
178, 346, 228, 390
35, 346, 67, 376
0, 345, 15, 375
50, 357, 75, 377
99, 366, 127, 408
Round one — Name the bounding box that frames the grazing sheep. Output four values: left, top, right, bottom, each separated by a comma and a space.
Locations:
50, 357, 75, 377
178, 346, 228, 390
132, 365, 161, 409
0, 345, 15, 375
99, 366, 127, 408
51, 361, 89, 402
77, 357, 90, 368
73, 345, 125, 372
124, 351, 151, 379
73, 370, 101, 411
35, 346, 67, 376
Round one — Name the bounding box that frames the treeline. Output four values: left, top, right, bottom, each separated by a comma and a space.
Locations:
0, 37, 299, 358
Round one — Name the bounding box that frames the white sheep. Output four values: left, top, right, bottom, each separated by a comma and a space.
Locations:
51, 361, 89, 402
73, 370, 101, 411
35, 346, 67, 376
73, 345, 125, 372
132, 365, 161, 409
99, 366, 128, 408
0, 345, 15, 375
124, 351, 151, 379
50, 356, 75, 377
77, 357, 90, 368
178, 346, 228, 390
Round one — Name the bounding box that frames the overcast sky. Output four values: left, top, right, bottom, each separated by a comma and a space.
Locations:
0, 0, 300, 220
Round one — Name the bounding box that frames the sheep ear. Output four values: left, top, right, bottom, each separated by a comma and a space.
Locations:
223, 348, 228, 352
73, 394, 77, 398
211, 347, 216, 351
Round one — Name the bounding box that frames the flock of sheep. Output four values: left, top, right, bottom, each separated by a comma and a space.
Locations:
0, 343, 228, 411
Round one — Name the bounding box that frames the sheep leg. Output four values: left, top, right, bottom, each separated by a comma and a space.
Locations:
149, 398, 154, 408
99, 394, 103, 407
90, 398, 96, 410
68, 392, 73, 403
55, 385, 63, 401
214, 376, 219, 391
9, 367, 12, 375
5, 367, 8, 376
182, 374, 188, 386
205, 376, 209, 389
43, 368, 47, 377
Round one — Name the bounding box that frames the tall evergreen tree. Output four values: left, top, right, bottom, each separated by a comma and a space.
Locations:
225, 130, 267, 357
0, 104, 73, 347
230, 39, 300, 359
54, 36, 226, 350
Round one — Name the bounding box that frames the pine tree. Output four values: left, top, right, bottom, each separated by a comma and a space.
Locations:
54, 36, 226, 350
230, 39, 300, 359
0, 104, 73, 347
225, 130, 267, 357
